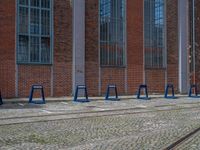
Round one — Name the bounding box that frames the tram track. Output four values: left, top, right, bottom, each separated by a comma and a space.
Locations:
1, 101, 200, 121
0, 103, 200, 126
1, 102, 200, 149
163, 125, 200, 150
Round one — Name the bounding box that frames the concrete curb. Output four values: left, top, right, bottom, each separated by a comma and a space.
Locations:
1, 94, 189, 104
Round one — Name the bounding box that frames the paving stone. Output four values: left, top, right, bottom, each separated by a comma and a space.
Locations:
1, 97, 200, 149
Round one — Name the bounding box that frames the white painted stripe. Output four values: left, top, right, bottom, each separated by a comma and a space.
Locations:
18, 103, 24, 106
96, 108, 105, 111
61, 102, 68, 105
136, 105, 147, 108
41, 110, 53, 114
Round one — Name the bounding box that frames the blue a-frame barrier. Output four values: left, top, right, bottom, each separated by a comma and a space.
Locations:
105, 84, 120, 101
188, 84, 200, 98
0, 91, 3, 105
164, 84, 176, 99
73, 85, 90, 102
29, 85, 46, 104
137, 84, 150, 100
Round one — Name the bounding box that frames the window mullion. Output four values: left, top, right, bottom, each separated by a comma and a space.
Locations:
17, 1, 19, 63
100, 0, 125, 67
107, 16, 110, 65
17, 0, 52, 64
39, 0, 42, 63
28, 0, 31, 63
115, 1, 118, 66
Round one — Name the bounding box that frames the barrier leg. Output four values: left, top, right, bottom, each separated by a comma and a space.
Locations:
189, 84, 199, 98
105, 86, 110, 100
29, 85, 46, 104
105, 85, 120, 101
137, 85, 150, 100
73, 85, 90, 102
0, 91, 3, 105
164, 84, 176, 99
115, 86, 118, 99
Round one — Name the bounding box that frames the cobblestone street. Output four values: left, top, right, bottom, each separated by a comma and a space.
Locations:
1, 97, 200, 149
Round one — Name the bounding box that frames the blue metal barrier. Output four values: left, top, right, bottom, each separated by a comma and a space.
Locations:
189, 84, 199, 98
73, 85, 89, 102
105, 84, 119, 101
164, 84, 176, 99
29, 85, 46, 104
0, 91, 3, 105
137, 84, 150, 100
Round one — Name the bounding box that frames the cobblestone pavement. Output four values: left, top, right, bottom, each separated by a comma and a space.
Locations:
1, 97, 200, 149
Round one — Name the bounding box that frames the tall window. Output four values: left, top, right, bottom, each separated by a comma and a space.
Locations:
100, 0, 126, 67
144, 0, 165, 68
17, 0, 52, 64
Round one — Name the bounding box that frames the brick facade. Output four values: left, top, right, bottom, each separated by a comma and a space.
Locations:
85, 0, 99, 96
194, 0, 200, 88
127, 0, 144, 95
145, 0, 179, 94
17, 65, 52, 97
166, 0, 179, 92
53, 0, 72, 97
0, 0, 16, 98
17, 0, 73, 98
0, 0, 196, 98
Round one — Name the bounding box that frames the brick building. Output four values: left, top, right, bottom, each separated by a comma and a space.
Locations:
0, 0, 199, 98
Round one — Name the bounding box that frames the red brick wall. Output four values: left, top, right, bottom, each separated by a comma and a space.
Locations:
16, 0, 73, 98
83, 0, 147, 96
145, 0, 179, 94
0, 0, 16, 98
53, 0, 72, 96
0, 0, 186, 98
145, 69, 166, 93
101, 68, 125, 96
194, 0, 200, 88
85, 0, 126, 96
166, 0, 179, 91
18, 65, 51, 97
127, 0, 144, 94
85, 0, 100, 96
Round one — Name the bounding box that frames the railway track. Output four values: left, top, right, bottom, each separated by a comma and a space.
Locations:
0, 102, 200, 126
164, 125, 200, 150
1, 101, 200, 149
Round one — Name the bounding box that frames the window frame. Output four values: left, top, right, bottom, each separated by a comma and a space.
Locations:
16, 0, 54, 65
144, 0, 166, 69
99, 0, 127, 67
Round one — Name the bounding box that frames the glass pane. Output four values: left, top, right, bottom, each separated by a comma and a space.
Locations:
19, 0, 28, 5
41, 0, 50, 8
30, 0, 40, 7
41, 38, 50, 63
41, 10, 50, 35
18, 35, 29, 62
30, 8, 40, 34
100, 0, 125, 66
144, 0, 165, 68
30, 36, 40, 62
18, 0, 52, 64
19, 7, 28, 34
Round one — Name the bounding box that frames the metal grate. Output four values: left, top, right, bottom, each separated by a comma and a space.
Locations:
17, 0, 52, 64
100, 0, 126, 67
144, 0, 165, 68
